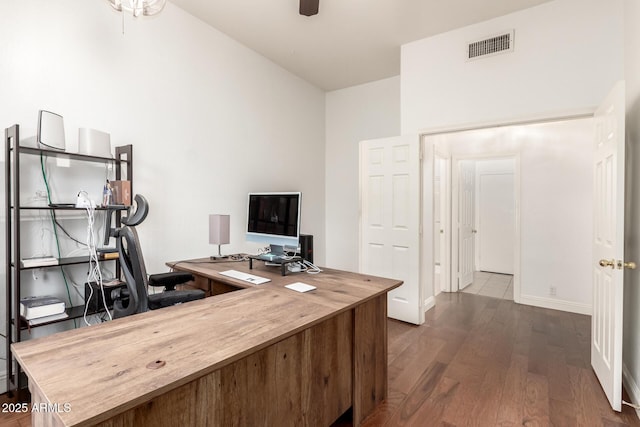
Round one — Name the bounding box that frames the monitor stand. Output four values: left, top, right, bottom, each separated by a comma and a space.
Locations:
248, 255, 302, 276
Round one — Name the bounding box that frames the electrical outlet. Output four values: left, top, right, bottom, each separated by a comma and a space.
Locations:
550, 286, 557, 296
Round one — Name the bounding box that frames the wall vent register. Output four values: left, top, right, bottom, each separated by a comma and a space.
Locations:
467, 30, 514, 60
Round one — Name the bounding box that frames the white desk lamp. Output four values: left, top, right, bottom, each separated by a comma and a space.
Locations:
209, 214, 230, 259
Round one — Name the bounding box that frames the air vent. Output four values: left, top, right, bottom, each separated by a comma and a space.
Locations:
467, 30, 514, 60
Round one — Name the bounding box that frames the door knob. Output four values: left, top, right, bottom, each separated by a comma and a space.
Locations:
599, 259, 615, 268
617, 260, 637, 270
472, 229, 477, 234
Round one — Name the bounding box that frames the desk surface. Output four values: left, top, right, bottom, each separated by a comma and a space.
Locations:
12, 260, 401, 427
168, 257, 398, 309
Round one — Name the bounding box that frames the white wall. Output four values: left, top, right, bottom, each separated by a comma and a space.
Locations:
0, 1, 325, 392
325, 76, 400, 271
623, 0, 640, 412
428, 118, 594, 313
401, 0, 624, 134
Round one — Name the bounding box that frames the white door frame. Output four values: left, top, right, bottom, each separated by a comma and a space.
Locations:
449, 153, 521, 300
421, 111, 594, 301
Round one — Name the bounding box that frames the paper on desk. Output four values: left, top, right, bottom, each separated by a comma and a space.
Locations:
285, 282, 316, 293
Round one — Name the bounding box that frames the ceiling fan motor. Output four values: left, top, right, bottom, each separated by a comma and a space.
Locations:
300, 0, 319, 16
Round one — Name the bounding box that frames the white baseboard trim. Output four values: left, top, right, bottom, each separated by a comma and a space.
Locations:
424, 296, 436, 313
623, 363, 640, 420
518, 294, 591, 315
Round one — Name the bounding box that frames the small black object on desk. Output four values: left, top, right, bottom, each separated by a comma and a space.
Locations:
248, 255, 302, 276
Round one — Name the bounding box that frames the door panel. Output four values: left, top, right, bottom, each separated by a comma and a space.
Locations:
478, 173, 515, 274
458, 161, 475, 289
592, 81, 625, 412
360, 136, 423, 325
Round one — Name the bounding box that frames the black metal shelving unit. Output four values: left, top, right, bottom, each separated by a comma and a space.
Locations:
4, 124, 133, 395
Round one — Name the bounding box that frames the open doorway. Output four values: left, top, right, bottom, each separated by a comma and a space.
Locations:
451, 156, 518, 301
456, 157, 516, 300
428, 116, 593, 307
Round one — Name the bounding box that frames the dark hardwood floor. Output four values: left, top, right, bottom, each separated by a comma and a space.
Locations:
2, 292, 639, 426
0, 392, 29, 426
359, 292, 640, 427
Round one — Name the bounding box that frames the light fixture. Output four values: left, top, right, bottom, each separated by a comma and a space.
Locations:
209, 215, 230, 260
107, 0, 166, 18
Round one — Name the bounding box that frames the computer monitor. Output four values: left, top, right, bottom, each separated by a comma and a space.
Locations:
246, 192, 301, 249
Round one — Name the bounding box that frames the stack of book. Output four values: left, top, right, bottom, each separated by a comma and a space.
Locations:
97, 248, 119, 260
19, 296, 68, 326
20, 256, 58, 268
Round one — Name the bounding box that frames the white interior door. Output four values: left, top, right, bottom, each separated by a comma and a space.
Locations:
592, 81, 626, 412
458, 160, 475, 289
360, 135, 424, 325
434, 154, 449, 294
478, 172, 515, 274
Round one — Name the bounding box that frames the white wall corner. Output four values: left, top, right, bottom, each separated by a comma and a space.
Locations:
623, 362, 640, 420
518, 294, 591, 316
424, 296, 436, 313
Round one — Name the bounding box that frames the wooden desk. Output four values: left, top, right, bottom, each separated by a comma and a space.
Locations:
12, 259, 401, 427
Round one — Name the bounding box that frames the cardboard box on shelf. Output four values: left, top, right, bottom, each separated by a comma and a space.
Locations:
110, 180, 131, 206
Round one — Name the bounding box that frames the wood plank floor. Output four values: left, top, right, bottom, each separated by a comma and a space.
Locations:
3, 292, 640, 426
358, 292, 640, 427
0, 392, 29, 427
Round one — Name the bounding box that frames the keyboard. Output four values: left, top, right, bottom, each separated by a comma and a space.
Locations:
219, 270, 270, 285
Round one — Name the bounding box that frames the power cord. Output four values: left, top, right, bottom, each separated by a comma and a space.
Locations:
40, 153, 76, 328
623, 400, 640, 409
82, 199, 112, 325
54, 218, 87, 246
302, 260, 322, 274
287, 260, 322, 274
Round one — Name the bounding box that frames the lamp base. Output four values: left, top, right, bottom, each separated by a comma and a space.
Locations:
210, 244, 228, 260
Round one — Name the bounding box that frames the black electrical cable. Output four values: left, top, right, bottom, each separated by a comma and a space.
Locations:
40, 154, 75, 327
54, 218, 87, 246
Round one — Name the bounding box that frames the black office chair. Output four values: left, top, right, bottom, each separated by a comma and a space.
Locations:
110, 195, 205, 319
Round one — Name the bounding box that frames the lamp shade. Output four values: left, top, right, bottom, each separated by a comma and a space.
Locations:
209, 215, 230, 245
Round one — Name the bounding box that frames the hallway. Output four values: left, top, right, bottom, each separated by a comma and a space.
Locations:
460, 271, 514, 300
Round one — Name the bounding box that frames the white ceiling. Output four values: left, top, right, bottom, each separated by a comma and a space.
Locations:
169, 0, 552, 91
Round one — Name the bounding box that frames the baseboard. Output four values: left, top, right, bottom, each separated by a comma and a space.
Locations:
623, 363, 640, 420
424, 296, 436, 313
518, 294, 591, 315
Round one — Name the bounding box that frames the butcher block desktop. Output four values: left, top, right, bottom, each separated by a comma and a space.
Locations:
12, 259, 401, 426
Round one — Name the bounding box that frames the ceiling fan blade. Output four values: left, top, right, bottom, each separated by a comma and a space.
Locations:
299, 0, 319, 16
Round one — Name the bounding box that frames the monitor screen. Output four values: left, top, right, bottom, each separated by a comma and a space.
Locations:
246, 192, 301, 248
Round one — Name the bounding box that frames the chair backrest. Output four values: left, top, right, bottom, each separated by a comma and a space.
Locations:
111, 195, 151, 318
113, 225, 151, 318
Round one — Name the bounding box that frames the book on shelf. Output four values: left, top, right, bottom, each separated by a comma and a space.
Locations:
110, 180, 131, 206
20, 256, 58, 268
26, 312, 69, 326
20, 296, 66, 320
97, 248, 119, 260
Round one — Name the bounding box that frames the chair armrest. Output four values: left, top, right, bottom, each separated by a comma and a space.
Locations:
148, 272, 194, 291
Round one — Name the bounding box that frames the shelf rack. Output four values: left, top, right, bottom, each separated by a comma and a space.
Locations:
4, 124, 133, 396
